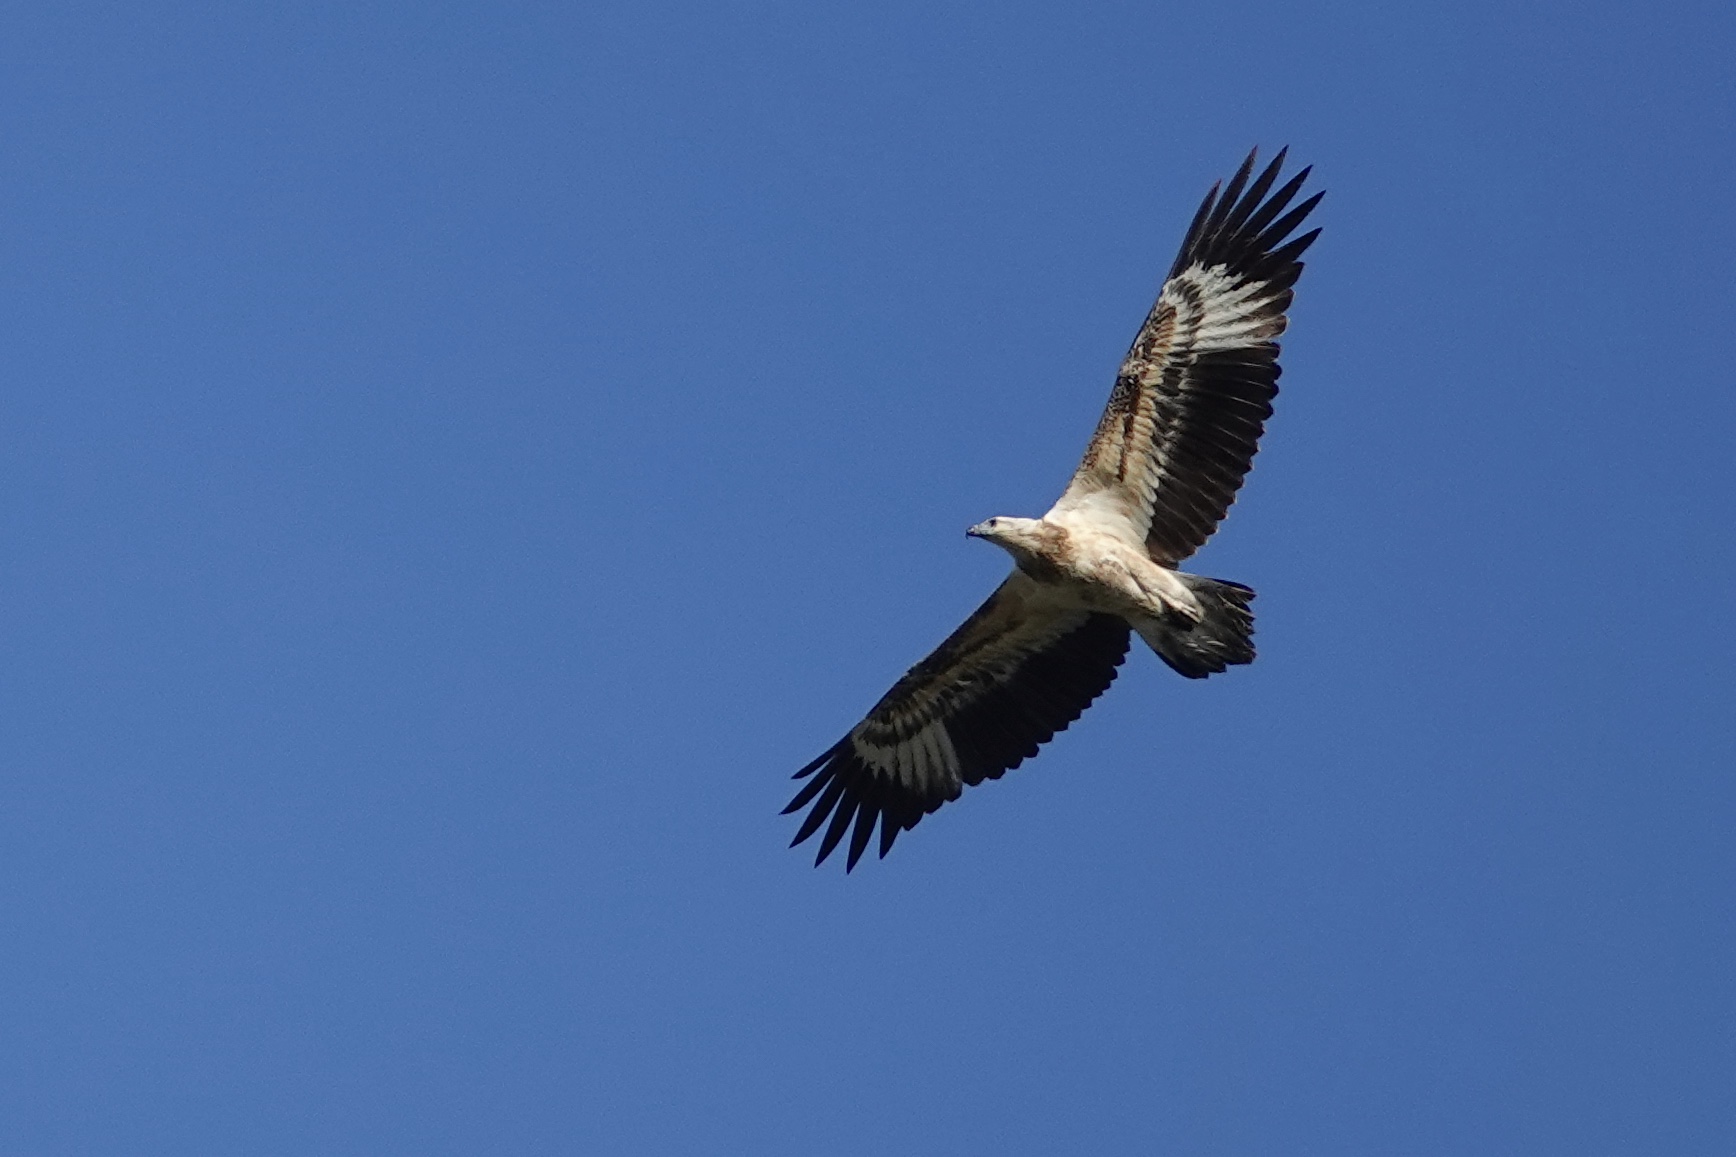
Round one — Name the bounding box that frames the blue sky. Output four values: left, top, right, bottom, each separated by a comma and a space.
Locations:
1, 2, 1732, 1153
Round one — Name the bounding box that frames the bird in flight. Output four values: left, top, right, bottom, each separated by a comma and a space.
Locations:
785, 149, 1322, 870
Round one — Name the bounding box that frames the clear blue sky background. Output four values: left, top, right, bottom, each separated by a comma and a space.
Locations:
2, 2, 1732, 1153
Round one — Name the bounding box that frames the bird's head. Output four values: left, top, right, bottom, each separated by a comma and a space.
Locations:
966, 515, 1049, 554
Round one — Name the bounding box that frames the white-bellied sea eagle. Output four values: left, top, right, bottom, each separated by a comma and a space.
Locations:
785, 149, 1322, 870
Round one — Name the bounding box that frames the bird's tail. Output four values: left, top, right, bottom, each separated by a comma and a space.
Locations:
1138, 575, 1256, 679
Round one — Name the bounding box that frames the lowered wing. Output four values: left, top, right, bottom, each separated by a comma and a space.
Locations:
1049, 149, 1321, 562
784, 573, 1130, 870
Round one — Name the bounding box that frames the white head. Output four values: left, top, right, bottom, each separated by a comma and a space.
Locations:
965, 515, 1053, 557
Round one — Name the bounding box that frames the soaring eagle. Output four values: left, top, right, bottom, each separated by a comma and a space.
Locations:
785, 150, 1322, 870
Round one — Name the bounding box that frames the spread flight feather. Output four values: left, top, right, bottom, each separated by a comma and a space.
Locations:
785, 149, 1322, 869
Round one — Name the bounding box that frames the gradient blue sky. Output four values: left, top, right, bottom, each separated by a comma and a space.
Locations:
2, 2, 1732, 1153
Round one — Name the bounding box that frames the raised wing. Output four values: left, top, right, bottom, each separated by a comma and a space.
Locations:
1050, 149, 1321, 562
784, 573, 1130, 870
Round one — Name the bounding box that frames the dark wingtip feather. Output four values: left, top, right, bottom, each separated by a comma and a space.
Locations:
1215, 150, 1258, 219
1265, 225, 1323, 269
792, 741, 841, 780
781, 765, 833, 814
1238, 167, 1310, 241
1169, 181, 1224, 280
845, 802, 879, 871
1252, 190, 1325, 256
878, 814, 902, 859
814, 793, 861, 865
1219, 150, 1286, 239
789, 774, 847, 846
1171, 150, 1322, 285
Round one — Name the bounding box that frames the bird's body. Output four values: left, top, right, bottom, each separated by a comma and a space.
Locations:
969, 517, 1197, 624
785, 149, 1322, 869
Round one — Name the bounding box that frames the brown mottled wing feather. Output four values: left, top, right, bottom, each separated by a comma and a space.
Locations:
1050, 149, 1322, 562
784, 573, 1131, 871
